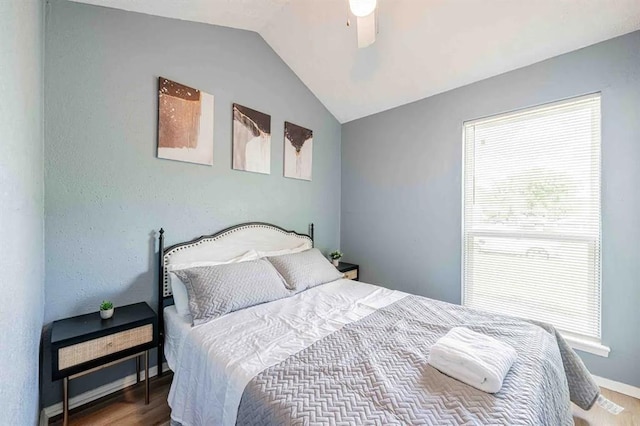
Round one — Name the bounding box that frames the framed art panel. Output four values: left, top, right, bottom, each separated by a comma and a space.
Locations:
232, 103, 271, 174
284, 121, 312, 181
157, 77, 214, 166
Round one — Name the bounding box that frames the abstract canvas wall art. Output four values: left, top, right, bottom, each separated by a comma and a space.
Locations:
157, 77, 214, 165
284, 121, 313, 181
232, 103, 271, 174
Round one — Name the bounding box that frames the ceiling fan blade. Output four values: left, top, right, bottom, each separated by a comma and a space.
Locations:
357, 12, 376, 48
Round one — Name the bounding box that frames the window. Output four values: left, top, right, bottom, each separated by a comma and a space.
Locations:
463, 94, 603, 352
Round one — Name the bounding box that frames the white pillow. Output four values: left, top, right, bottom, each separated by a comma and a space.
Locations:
255, 242, 309, 258
166, 250, 260, 317
166, 249, 259, 272
168, 272, 191, 317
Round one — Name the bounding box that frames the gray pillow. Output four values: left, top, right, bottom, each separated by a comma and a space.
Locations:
173, 259, 291, 325
267, 248, 344, 292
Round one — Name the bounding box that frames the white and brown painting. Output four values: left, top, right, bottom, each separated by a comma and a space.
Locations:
157, 77, 214, 165
284, 121, 313, 181
232, 104, 271, 174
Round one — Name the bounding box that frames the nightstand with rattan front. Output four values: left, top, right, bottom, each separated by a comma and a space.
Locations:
50, 302, 157, 426
337, 261, 359, 281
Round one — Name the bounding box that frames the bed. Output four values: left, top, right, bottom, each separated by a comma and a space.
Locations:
157, 222, 599, 426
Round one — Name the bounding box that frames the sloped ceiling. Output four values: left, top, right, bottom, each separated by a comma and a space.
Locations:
70, 0, 640, 123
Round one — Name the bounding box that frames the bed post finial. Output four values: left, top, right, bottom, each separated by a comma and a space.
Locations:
309, 223, 315, 248
158, 228, 165, 376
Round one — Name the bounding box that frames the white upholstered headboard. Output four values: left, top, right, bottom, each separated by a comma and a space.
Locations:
156, 222, 314, 376
159, 222, 313, 299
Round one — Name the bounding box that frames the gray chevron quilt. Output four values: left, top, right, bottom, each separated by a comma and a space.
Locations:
235, 295, 598, 425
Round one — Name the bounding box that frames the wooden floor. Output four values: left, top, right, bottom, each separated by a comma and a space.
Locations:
573, 388, 640, 426
49, 374, 172, 426
51, 373, 640, 425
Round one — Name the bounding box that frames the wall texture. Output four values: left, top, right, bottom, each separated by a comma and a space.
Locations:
342, 31, 640, 386
0, 0, 45, 423
43, 0, 341, 406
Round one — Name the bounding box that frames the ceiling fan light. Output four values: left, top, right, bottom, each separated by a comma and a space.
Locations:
349, 0, 377, 17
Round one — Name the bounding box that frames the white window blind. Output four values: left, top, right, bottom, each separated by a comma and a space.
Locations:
463, 94, 601, 343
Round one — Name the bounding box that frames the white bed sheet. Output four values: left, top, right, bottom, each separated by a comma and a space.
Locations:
163, 306, 192, 372
167, 279, 407, 426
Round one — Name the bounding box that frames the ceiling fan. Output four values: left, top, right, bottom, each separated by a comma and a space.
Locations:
347, 0, 378, 48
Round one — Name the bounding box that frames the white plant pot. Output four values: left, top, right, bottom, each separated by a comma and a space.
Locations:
100, 308, 114, 319
332, 259, 340, 267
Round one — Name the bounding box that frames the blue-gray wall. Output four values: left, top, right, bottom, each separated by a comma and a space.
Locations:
0, 0, 45, 423
42, 0, 341, 406
342, 31, 640, 386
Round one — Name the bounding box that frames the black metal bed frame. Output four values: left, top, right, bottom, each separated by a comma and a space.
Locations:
156, 222, 314, 376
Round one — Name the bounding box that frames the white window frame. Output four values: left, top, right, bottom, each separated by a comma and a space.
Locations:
461, 94, 609, 357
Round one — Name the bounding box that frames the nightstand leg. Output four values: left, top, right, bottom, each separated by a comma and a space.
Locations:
63, 376, 69, 426
144, 350, 150, 404
136, 355, 141, 383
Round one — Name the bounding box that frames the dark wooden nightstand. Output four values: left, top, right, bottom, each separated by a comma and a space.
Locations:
337, 262, 359, 281
50, 302, 157, 426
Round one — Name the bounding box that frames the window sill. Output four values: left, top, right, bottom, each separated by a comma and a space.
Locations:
564, 335, 610, 357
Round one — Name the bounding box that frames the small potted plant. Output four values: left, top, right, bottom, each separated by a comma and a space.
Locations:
329, 250, 343, 267
100, 300, 114, 320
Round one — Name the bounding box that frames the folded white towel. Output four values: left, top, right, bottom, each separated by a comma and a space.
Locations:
428, 327, 517, 393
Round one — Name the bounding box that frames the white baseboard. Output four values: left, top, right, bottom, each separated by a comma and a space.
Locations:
39, 362, 170, 425
593, 375, 640, 399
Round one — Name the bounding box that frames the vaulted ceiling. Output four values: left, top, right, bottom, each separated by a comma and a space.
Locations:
71, 0, 640, 123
